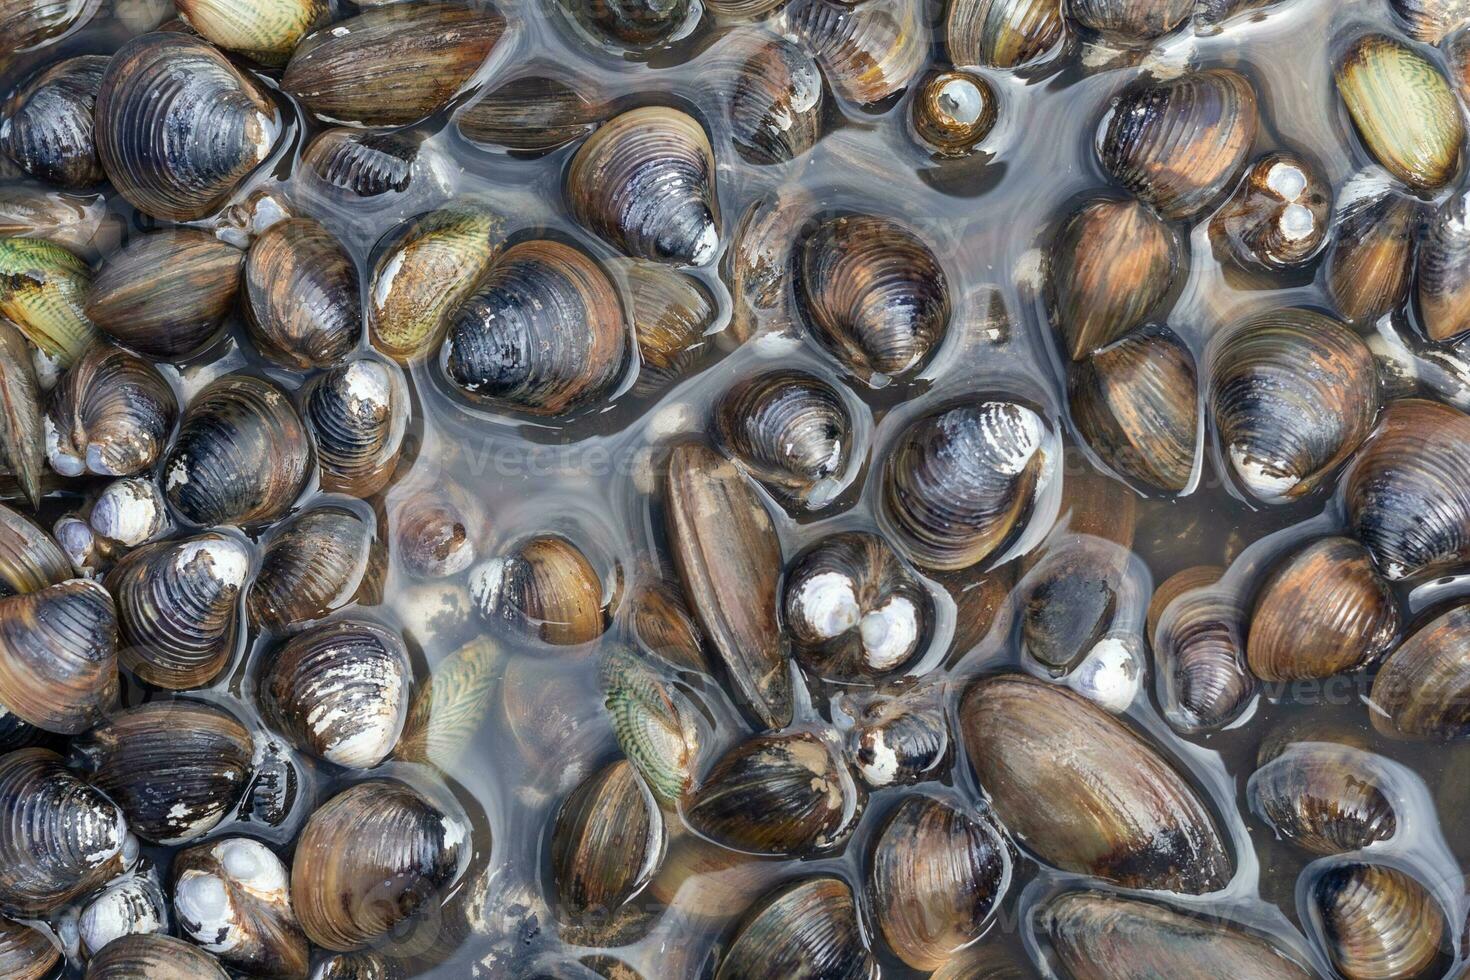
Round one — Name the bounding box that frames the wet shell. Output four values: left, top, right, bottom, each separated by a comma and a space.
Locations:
0, 914, 59, 980
106, 532, 250, 689
1209, 308, 1379, 503
173, 837, 309, 979
0, 501, 69, 594
712, 369, 852, 509
870, 797, 1011, 971
1393, 0, 1470, 42
706, 0, 786, 16
88, 475, 168, 551
715, 876, 877, 980
684, 730, 863, 856
1370, 603, 1470, 738
301, 128, 422, 200
0, 235, 98, 367
0, 56, 108, 188
1345, 398, 1470, 580
457, 76, 601, 154
302, 357, 408, 497
1097, 68, 1259, 220
1324, 190, 1423, 325
616, 259, 713, 395
910, 69, 998, 158
312, 952, 405, 980
84, 934, 229, 980
959, 672, 1232, 892
1418, 188, 1470, 342
628, 574, 705, 671
369, 206, 505, 365
665, 443, 791, 730
601, 646, 700, 806
1336, 33, 1463, 192
1310, 863, 1446, 980
290, 779, 467, 951
1069, 323, 1198, 492
1247, 741, 1398, 854
441, 239, 628, 416
0, 321, 43, 508
0, 579, 116, 734
0, 183, 116, 260
783, 531, 930, 679
1019, 536, 1131, 675
722, 35, 825, 165
1209, 152, 1332, 271
1041, 891, 1316, 980
396, 634, 500, 771
581, 0, 693, 45
84, 229, 243, 359
468, 534, 607, 646
881, 397, 1058, 572
74, 700, 253, 844
780, 0, 926, 107
77, 872, 167, 959
2, 0, 100, 51
45, 343, 175, 478
846, 679, 950, 787
1247, 537, 1398, 682
1193, 0, 1286, 33
281, 2, 505, 127
0, 747, 126, 917
94, 32, 279, 221
794, 212, 951, 383
258, 619, 410, 770
724, 187, 811, 342
244, 218, 360, 370
567, 106, 720, 267
176, 0, 328, 65
163, 374, 312, 529
248, 507, 380, 634
946, 0, 1065, 68
391, 482, 488, 581
1149, 566, 1255, 733
1070, 0, 1192, 40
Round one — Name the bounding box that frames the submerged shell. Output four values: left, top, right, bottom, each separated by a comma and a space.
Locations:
1071, 0, 1192, 40
1310, 863, 1446, 980
1209, 152, 1332, 271
176, 0, 328, 65
45, 343, 175, 478
0, 579, 116, 734
1417, 188, 1470, 342
1019, 536, 1131, 676
1392, 0, 1470, 42
1370, 603, 1470, 738
580, 0, 693, 45
602, 646, 700, 806
0, 183, 116, 260
390, 481, 488, 580
84, 934, 229, 979
468, 534, 607, 646
716, 876, 877, 980
1097, 68, 1259, 220
0, 501, 69, 594
628, 574, 705, 671
960, 672, 1232, 892
248, 507, 380, 634
457, 76, 601, 154
173, 837, 309, 979
946, 0, 1065, 68
0, 914, 60, 980
846, 679, 950, 788
244, 218, 360, 370
0, 235, 98, 367
396, 634, 499, 771
780, 0, 926, 107
1247, 741, 1399, 854
1324, 190, 1423, 324
721, 35, 825, 165
302, 357, 408, 497
2, 0, 100, 51
301, 128, 421, 200
0, 321, 43, 508
617, 259, 714, 395
712, 369, 852, 509
1150, 566, 1255, 733
724, 187, 811, 342
910, 69, 998, 158
0, 56, 108, 188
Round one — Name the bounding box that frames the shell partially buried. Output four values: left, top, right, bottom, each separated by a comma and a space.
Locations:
247, 507, 381, 634
172, 836, 309, 979
302, 357, 408, 498
617, 258, 714, 395
601, 646, 701, 806
301, 128, 422, 200
910, 69, 998, 158
1209, 152, 1332, 271
0, 55, 109, 188
243, 218, 360, 370
0, 500, 70, 595
468, 534, 607, 646
1070, 0, 1193, 41
715, 876, 877, 980
45, 343, 176, 478
712, 369, 852, 509
718, 34, 825, 165
0, 579, 117, 734
1324, 189, 1424, 325
579, 0, 694, 46
779, 0, 926, 107
945, 0, 1065, 69
84, 934, 230, 979
0, 321, 44, 509
1417, 187, 1470, 342
1247, 740, 1399, 854
1309, 862, 1447, 980
176, 0, 328, 65
1370, 603, 1470, 738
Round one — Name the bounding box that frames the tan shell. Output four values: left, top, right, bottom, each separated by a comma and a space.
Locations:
946, 0, 1064, 68
176, 0, 328, 65
1324, 190, 1424, 325
779, 0, 926, 107
0, 236, 99, 368
0, 321, 43, 508
1417, 188, 1470, 342
0, 579, 117, 734
84, 934, 229, 979
243, 218, 359, 370
468, 534, 607, 646
715, 876, 877, 980
0, 914, 59, 980
1371, 603, 1470, 738
0, 501, 70, 595
615, 259, 714, 396
1310, 862, 1447, 980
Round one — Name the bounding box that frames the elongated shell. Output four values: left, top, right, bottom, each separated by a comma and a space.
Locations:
960, 673, 1231, 892
1247, 741, 1398, 854
721, 35, 825, 165
716, 876, 877, 980
244, 218, 359, 370
163, 374, 312, 529
248, 507, 380, 634
881, 397, 1059, 572
911, 69, 998, 158
795, 212, 950, 383
84, 229, 242, 359
1370, 603, 1470, 738
1041, 892, 1315, 980
282, 2, 505, 127
291, 779, 467, 951
1209, 152, 1332, 271
617, 259, 714, 395
0, 579, 116, 734
1097, 69, 1258, 220
1149, 566, 1255, 733
0, 56, 108, 188
2, 0, 100, 51
0, 321, 43, 508
0, 501, 69, 594
1310, 863, 1446, 980
1070, 0, 1191, 40
1417, 188, 1470, 342
1209, 308, 1379, 503
946, 0, 1064, 68
780, 0, 926, 107
302, 357, 408, 497
568, 107, 720, 267
1336, 33, 1463, 192
0, 914, 59, 980
46, 343, 175, 478
0, 235, 98, 367
457, 76, 600, 154
1325, 190, 1423, 324
712, 369, 852, 508
846, 679, 950, 787
1345, 398, 1470, 580
441, 239, 628, 416
84, 934, 229, 979
173, 837, 309, 979
94, 32, 279, 221
870, 797, 1010, 971
176, 0, 327, 65
602, 646, 700, 806
259, 620, 410, 770
469, 534, 607, 646
301, 128, 421, 200
666, 443, 791, 730
725, 188, 811, 342
0, 747, 127, 917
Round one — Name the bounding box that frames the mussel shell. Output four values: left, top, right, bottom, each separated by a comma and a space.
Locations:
794, 212, 951, 383
616, 258, 713, 395
0, 55, 108, 188
84, 229, 243, 359
46, 342, 176, 478
0, 747, 127, 917
1149, 565, 1255, 733
244, 218, 360, 370
1097, 68, 1259, 220
457, 76, 601, 154
1417, 187, 1470, 342
1, 0, 101, 51
163, 374, 312, 529
715, 876, 877, 980
88, 475, 168, 550
469, 534, 607, 646
712, 369, 852, 509
1310, 862, 1447, 980
301, 128, 422, 200
1370, 603, 1470, 738
724, 187, 811, 343
1324, 189, 1424, 325
1391, 0, 1470, 42
312, 952, 405, 980
722, 35, 825, 165
441, 239, 628, 416
946, 0, 1065, 68
880, 397, 1059, 572
1209, 307, 1379, 503
780, 0, 926, 107
1247, 741, 1398, 854
567, 106, 720, 267
176, 0, 328, 65
84, 934, 229, 979
302, 357, 408, 497
94, 32, 280, 222
1345, 398, 1470, 580
0, 914, 59, 980
77, 872, 167, 959
684, 730, 863, 856
627, 573, 705, 671
1209, 152, 1332, 271
0, 578, 116, 734
258, 619, 410, 770
0, 235, 98, 367
846, 679, 950, 787
910, 69, 998, 158
0, 500, 69, 594
1070, 0, 1192, 40
1336, 33, 1464, 192
281, 2, 506, 127
601, 646, 700, 807
173, 837, 309, 979
248, 507, 381, 634
0, 322, 44, 508
290, 778, 467, 952
960, 672, 1232, 892
870, 797, 1010, 971
74, 700, 253, 844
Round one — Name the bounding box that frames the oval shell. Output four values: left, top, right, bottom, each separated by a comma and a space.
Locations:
1310, 862, 1446, 980
45, 343, 176, 478
248, 507, 381, 635
946, 0, 1064, 68
1247, 741, 1399, 854
0, 55, 108, 188
715, 876, 877, 980
712, 369, 852, 509
0, 578, 116, 734
1370, 603, 1470, 738
243, 218, 360, 370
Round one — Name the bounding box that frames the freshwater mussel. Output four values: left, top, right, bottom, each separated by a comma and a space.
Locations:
44, 342, 175, 478
1149, 565, 1255, 732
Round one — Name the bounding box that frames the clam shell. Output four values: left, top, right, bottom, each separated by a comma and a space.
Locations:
616, 259, 714, 395
301, 128, 422, 200
628, 573, 706, 671
1070, 0, 1192, 40
396, 634, 500, 771
173, 837, 309, 979
302, 357, 408, 497
94, 32, 279, 222
1193, 0, 1285, 33
1336, 33, 1463, 192
0, 501, 69, 594
248, 507, 381, 635
0, 579, 116, 734
1418, 187, 1470, 342
911, 69, 998, 158
76, 872, 167, 959
601, 646, 700, 806
0, 182, 116, 260
1370, 603, 1470, 738
1391, 0, 1470, 42
846, 679, 950, 787
721, 35, 825, 165
176, 0, 328, 65
312, 952, 405, 980
712, 369, 852, 509
468, 534, 607, 646
46, 343, 176, 478
665, 442, 791, 730
88, 475, 168, 550
715, 876, 877, 980
724, 187, 811, 343
0, 56, 108, 188
567, 106, 720, 267
794, 212, 951, 383
1, 0, 100, 51
1209, 152, 1332, 271
84, 934, 229, 979
281, 2, 505, 127
457, 76, 601, 154
580, 0, 694, 45
1247, 741, 1398, 854
0, 235, 98, 367
946, 0, 1065, 68
0, 914, 59, 980
959, 672, 1232, 892
0, 320, 43, 508
780, 0, 926, 107
1310, 862, 1446, 980
390, 481, 488, 580
1149, 565, 1255, 733
706, 0, 786, 15
1096, 68, 1258, 220
1324, 189, 1424, 325
244, 218, 360, 370
1019, 535, 1130, 675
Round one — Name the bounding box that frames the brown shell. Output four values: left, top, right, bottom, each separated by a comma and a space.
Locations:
248, 507, 381, 635
302, 356, 408, 497
390, 481, 489, 580
84, 934, 229, 979
1391, 0, 1470, 42
724, 187, 811, 343
172, 837, 309, 979
0, 321, 43, 509
457, 76, 601, 154
469, 534, 607, 646
0, 579, 116, 734
1209, 152, 1332, 271
45, 342, 176, 478
717, 34, 825, 165
0, 501, 69, 595
0, 914, 59, 980
244, 218, 360, 370
1070, 0, 1192, 40
1417, 188, 1470, 342
1370, 603, 1470, 738
1, 0, 100, 51
779, 0, 926, 107
946, 0, 1064, 69
1311, 863, 1447, 980
1324, 190, 1424, 324
628, 573, 707, 670
0, 55, 108, 188
1149, 565, 1256, 733
1246, 741, 1399, 854
911, 69, 998, 158
615, 259, 714, 395
712, 369, 853, 508
715, 876, 877, 980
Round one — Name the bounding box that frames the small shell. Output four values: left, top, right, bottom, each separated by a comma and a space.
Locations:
1, 0, 101, 51
84, 934, 229, 979
846, 679, 950, 788
1324, 189, 1424, 325
1209, 152, 1332, 271
910, 69, 998, 158
1193, 0, 1285, 33
1417, 188, 1470, 342
45, 343, 176, 478
456, 75, 601, 154
1149, 565, 1256, 733
712, 369, 853, 509
301, 128, 422, 200
0, 914, 60, 979
945, 0, 1064, 68
601, 646, 700, 807
1309, 863, 1446, 980
176, 0, 328, 65
1247, 741, 1399, 854
721, 35, 825, 165
1391, 0, 1470, 42
0, 183, 116, 260
706, 0, 786, 16
302, 357, 408, 497
616, 259, 714, 395
0, 235, 99, 367
311, 952, 404, 980
715, 876, 877, 980
248, 507, 381, 634
1097, 68, 1259, 220
1019, 536, 1132, 675
244, 218, 360, 370
1336, 33, 1464, 192
794, 212, 951, 383
1070, 0, 1192, 40
0, 56, 108, 188
779, 0, 926, 107
88, 476, 168, 550
0, 501, 69, 594
77, 872, 167, 960
173, 837, 309, 978
281, 2, 506, 127
390, 482, 488, 580
628, 573, 706, 671
579, 0, 694, 45
1370, 603, 1470, 738
0, 579, 117, 734
94, 32, 279, 222
0, 321, 43, 508
469, 534, 607, 646
257, 619, 411, 770
724, 188, 811, 343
